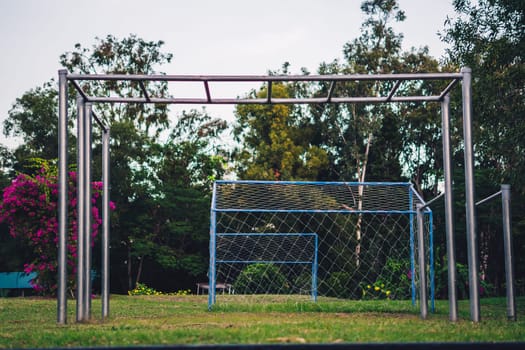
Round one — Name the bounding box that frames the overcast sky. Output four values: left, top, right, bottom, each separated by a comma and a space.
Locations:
0, 0, 455, 149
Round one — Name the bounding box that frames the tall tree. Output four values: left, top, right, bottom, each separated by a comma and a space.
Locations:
308, 0, 444, 266
441, 0, 525, 294
58, 35, 177, 291
3, 82, 58, 160
233, 68, 329, 181
442, 0, 524, 192
2, 82, 76, 173
232, 1, 445, 270
123, 109, 226, 290
309, 0, 407, 182
1, 35, 222, 292
58, 34, 173, 228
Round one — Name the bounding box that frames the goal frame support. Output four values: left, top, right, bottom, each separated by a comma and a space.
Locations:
58, 68, 477, 323
209, 180, 434, 315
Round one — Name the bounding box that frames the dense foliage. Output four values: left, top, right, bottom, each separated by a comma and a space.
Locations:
0, 0, 523, 297
441, 0, 525, 296
234, 264, 289, 294
1, 34, 226, 293
0, 162, 114, 294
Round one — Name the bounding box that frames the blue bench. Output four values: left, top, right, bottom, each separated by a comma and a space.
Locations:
0, 272, 37, 296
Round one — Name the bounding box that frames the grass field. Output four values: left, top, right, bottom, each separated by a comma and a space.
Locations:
0, 295, 524, 348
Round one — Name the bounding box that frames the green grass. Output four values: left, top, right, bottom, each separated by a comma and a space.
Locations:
0, 295, 524, 348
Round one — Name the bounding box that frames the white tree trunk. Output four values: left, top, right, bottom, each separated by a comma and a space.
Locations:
355, 132, 372, 268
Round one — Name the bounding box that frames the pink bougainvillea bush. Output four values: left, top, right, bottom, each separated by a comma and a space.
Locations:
0, 168, 114, 295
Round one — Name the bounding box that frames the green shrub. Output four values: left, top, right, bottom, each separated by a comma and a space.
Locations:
322, 271, 352, 298
379, 257, 412, 300
129, 283, 162, 296
360, 280, 392, 300
234, 263, 289, 294
128, 283, 191, 296
293, 273, 313, 294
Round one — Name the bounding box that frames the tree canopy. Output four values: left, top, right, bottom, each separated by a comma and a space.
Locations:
2, 34, 227, 293
0, 0, 523, 296
441, 0, 525, 293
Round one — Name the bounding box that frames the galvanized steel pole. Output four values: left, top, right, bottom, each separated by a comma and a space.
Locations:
208, 182, 217, 310
84, 102, 93, 320
57, 70, 68, 324
416, 204, 428, 319
501, 184, 516, 321
461, 67, 480, 322
102, 129, 110, 319
76, 95, 85, 322
441, 94, 458, 321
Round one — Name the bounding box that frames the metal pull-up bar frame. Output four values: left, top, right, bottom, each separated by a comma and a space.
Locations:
57, 67, 479, 324
67, 72, 461, 105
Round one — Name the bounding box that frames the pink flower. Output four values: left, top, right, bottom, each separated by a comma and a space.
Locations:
0, 169, 104, 295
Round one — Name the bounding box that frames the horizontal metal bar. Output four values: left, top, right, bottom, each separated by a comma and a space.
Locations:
84, 95, 443, 105
86, 96, 208, 104
476, 190, 502, 206
67, 72, 464, 82
387, 96, 443, 102
217, 232, 317, 236
272, 96, 443, 104
216, 260, 313, 264
216, 180, 412, 186
214, 209, 417, 214
68, 71, 458, 106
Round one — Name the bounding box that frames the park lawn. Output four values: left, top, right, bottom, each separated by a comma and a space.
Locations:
0, 295, 523, 348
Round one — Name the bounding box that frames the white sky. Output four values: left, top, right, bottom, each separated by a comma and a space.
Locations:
0, 0, 455, 149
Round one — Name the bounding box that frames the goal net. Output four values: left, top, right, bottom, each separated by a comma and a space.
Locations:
209, 181, 433, 309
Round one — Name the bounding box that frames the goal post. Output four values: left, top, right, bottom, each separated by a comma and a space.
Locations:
209, 180, 433, 312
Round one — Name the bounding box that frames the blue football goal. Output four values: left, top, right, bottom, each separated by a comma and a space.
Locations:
208, 180, 433, 311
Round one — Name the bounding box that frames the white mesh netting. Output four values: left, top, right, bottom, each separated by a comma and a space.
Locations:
209, 181, 433, 308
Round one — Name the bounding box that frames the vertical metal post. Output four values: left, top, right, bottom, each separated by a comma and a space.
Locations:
441, 94, 458, 321
102, 128, 110, 319
57, 69, 68, 324
461, 67, 480, 322
76, 95, 85, 322
417, 204, 428, 319
312, 234, 318, 302
428, 211, 435, 313
501, 184, 516, 321
409, 190, 416, 306
83, 102, 93, 320
208, 182, 217, 310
